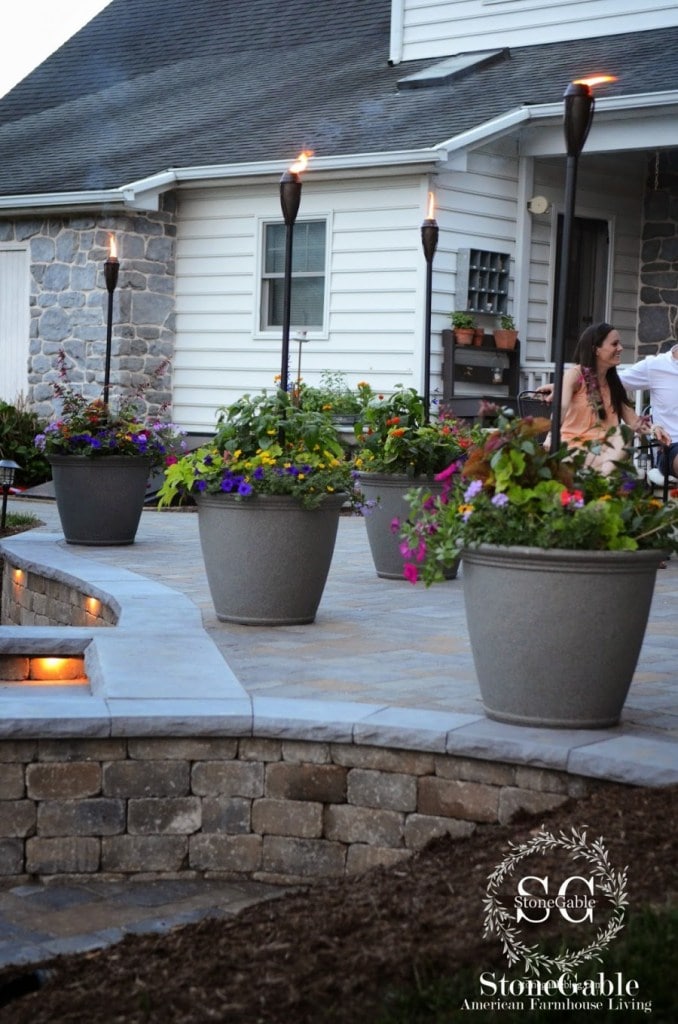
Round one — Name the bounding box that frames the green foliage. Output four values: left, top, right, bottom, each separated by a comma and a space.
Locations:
354, 386, 483, 477
297, 371, 373, 419
400, 411, 678, 584
498, 313, 516, 330
450, 311, 476, 329
34, 349, 184, 469
157, 389, 359, 511
0, 399, 50, 487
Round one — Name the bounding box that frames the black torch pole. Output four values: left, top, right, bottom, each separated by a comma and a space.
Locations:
421, 215, 439, 425
103, 249, 120, 407
279, 172, 302, 394
551, 82, 594, 453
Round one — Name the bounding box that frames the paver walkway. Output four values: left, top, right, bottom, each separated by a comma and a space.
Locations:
1, 495, 677, 972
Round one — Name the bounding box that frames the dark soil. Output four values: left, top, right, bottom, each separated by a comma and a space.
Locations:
1, 783, 676, 1023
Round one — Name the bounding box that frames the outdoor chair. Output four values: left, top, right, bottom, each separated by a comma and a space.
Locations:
635, 406, 675, 503
517, 390, 551, 442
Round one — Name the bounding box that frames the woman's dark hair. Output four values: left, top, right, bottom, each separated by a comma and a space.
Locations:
573, 322, 631, 420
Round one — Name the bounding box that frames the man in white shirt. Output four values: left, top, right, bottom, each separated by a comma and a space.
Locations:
618, 345, 678, 480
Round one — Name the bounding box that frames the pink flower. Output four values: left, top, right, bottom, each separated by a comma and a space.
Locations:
403, 562, 419, 584
435, 461, 459, 482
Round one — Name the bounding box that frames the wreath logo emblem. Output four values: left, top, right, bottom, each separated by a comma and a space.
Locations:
483, 827, 628, 977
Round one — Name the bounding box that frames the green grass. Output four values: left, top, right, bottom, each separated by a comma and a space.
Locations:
376, 907, 677, 1023
0, 512, 42, 535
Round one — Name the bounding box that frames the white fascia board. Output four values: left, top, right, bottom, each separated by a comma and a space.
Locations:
435, 89, 678, 160
122, 150, 442, 203
0, 150, 442, 214
0, 188, 124, 213
434, 107, 532, 156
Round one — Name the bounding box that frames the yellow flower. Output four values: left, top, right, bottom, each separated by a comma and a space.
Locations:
458, 504, 473, 516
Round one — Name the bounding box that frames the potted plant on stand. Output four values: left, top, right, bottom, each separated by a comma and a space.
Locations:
36, 349, 183, 545
450, 311, 476, 346
493, 313, 519, 350
400, 411, 678, 727
157, 389, 358, 625
353, 387, 480, 579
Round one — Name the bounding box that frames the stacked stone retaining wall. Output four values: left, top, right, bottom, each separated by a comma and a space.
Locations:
0, 736, 595, 884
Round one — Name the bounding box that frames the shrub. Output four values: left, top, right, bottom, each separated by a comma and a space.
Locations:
0, 399, 50, 487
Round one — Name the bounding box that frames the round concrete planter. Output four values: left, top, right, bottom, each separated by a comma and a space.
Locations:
48, 455, 151, 546
461, 544, 664, 728
358, 472, 460, 580
196, 491, 346, 625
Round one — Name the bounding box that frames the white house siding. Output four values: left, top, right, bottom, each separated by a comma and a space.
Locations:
392, 0, 678, 62
173, 175, 432, 433
0, 245, 30, 404
435, 149, 520, 335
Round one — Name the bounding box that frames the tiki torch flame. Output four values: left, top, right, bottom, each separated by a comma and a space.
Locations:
108, 234, 118, 260
573, 74, 617, 89
426, 191, 436, 221
289, 150, 313, 175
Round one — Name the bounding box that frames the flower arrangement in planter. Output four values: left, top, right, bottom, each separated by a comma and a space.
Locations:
352, 386, 482, 578
297, 371, 373, 421
399, 410, 678, 727
36, 375, 181, 469
158, 389, 356, 510
35, 349, 184, 545
400, 411, 676, 580
354, 386, 480, 478
157, 389, 359, 624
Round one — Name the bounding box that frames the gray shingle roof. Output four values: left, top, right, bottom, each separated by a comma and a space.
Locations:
0, 0, 676, 198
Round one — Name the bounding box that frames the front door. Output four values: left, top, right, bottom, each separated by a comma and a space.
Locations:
553, 215, 609, 362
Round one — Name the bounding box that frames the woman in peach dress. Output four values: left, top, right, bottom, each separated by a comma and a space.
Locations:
552, 322, 669, 474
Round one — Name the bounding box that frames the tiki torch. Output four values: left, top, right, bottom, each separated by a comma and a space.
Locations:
551, 75, 615, 451
103, 234, 120, 407
279, 151, 312, 393
420, 191, 439, 424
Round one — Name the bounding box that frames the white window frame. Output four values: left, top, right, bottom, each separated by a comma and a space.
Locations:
255, 214, 331, 339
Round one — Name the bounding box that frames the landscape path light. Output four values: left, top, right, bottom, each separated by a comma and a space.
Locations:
0, 459, 20, 532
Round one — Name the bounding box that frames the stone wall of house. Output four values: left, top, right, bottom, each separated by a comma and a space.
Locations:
638, 151, 678, 356
0, 197, 177, 420
0, 736, 595, 884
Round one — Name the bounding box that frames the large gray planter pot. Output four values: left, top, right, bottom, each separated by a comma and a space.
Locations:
357, 472, 459, 580
48, 455, 151, 546
196, 492, 346, 625
462, 544, 664, 728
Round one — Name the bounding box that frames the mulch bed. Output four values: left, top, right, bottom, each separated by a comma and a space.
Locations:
1, 782, 676, 1023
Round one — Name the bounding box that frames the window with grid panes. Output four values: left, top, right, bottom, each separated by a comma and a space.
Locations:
261, 220, 326, 330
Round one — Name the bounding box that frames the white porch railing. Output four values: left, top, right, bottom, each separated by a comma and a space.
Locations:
520, 363, 555, 391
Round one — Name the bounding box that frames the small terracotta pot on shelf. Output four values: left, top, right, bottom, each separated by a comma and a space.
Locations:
454, 328, 475, 346
493, 329, 518, 351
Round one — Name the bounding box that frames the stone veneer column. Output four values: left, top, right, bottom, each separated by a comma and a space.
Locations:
638, 152, 678, 357
12, 197, 177, 420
